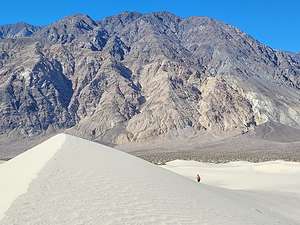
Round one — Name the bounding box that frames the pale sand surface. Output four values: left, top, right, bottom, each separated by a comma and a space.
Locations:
0, 136, 64, 220
162, 160, 300, 193
0, 134, 299, 224
162, 160, 300, 223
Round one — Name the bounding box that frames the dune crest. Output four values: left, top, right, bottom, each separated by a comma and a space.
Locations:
0, 134, 298, 224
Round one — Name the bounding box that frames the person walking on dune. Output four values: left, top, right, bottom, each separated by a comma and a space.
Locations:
196, 174, 201, 183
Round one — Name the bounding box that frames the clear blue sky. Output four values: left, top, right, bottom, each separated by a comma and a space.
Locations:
0, 0, 299, 52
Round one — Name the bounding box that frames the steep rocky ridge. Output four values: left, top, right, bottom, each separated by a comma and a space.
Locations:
0, 12, 299, 157
0, 23, 41, 39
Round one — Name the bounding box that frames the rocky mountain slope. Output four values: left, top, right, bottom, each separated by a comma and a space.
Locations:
0, 12, 299, 158
0, 23, 41, 39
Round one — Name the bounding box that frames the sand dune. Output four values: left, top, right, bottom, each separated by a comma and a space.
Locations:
163, 160, 300, 223
0, 134, 299, 224
162, 160, 300, 193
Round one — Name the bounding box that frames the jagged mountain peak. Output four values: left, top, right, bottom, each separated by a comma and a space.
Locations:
98, 11, 142, 34
0, 22, 41, 39
101, 11, 143, 22
143, 11, 182, 21
33, 13, 98, 44
56, 13, 98, 27
0, 11, 299, 157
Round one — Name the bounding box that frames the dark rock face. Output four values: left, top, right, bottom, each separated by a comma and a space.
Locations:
0, 12, 299, 152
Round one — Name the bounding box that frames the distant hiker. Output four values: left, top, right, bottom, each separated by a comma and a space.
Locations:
196, 174, 201, 183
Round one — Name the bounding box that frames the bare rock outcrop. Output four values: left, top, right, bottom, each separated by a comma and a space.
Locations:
0, 12, 299, 157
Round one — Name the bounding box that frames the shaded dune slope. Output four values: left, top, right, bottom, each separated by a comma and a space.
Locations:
0, 134, 297, 224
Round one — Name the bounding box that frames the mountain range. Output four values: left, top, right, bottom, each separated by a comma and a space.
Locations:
0, 12, 299, 159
